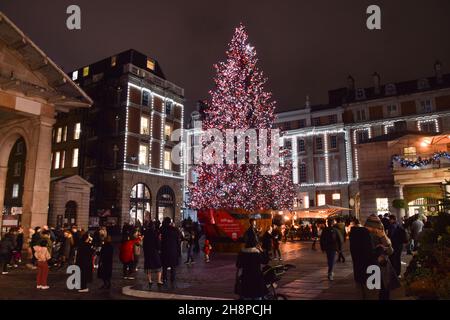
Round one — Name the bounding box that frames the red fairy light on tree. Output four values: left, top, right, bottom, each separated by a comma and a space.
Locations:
188, 24, 295, 211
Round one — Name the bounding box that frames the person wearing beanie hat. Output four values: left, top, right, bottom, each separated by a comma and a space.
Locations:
364, 214, 398, 300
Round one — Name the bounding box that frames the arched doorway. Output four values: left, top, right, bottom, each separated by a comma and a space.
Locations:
156, 185, 175, 222
1, 137, 26, 234
129, 183, 151, 225
64, 201, 78, 227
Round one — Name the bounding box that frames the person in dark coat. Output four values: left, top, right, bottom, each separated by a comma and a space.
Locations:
235, 227, 269, 300
320, 219, 342, 281
0, 231, 16, 274
97, 236, 113, 289
349, 219, 373, 299
261, 226, 273, 260
387, 215, 406, 276
160, 217, 181, 288
143, 221, 163, 288
76, 233, 95, 293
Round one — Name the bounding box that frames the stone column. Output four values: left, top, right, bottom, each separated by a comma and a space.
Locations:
0, 165, 7, 236
21, 116, 54, 237
395, 184, 407, 219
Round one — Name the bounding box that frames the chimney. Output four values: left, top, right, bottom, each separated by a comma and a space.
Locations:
435, 60, 443, 84
373, 72, 381, 95
347, 75, 355, 91
305, 95, 311, 109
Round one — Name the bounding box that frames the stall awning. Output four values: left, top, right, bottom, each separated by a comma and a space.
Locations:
291, 205, 352, 219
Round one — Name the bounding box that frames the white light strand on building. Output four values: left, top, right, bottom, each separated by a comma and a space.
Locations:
123, 84, 130, 168
417, 118, 440, 132
292, 137, 298, 184
344, 129, 354, 182
160, 99, 165, 170
324, 133, 330, 184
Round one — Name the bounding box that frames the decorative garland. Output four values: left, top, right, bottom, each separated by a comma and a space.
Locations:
392, 151, 450, 168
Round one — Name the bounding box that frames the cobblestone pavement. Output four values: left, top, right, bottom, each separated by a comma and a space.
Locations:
0, 240, 410, 300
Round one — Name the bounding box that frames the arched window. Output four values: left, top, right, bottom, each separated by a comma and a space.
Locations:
129, 183, 151, 225
156, 185, 175, 222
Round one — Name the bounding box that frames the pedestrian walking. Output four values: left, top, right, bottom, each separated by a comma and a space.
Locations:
203, 238, 212, 263
311, 222, 319, 250
349, 219, 373, 299
261, 226, 273, 260
76, 233, 95, 293
143, 221, 163, 288
98, 236, 113, 289
365, 214, 399, 300
33, 239, 51, 289
335, 218, 346, 262
0, 230, 16, 275
272, 225, 282, 260
184, 231, 195, 265
387, 215, 408, 277
160, 217, 181, 288
320, 219, 342, 281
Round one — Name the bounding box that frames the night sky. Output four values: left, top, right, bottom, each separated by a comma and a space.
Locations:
1, 0, 450, 116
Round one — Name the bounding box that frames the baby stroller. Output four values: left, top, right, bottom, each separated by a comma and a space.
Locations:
262, 263, 295, 300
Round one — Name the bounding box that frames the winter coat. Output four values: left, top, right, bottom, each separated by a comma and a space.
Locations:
160, 225, 181, 267
368, 232, 399, 291
349, 226, 373, 284
261, 232, 273, 252
33, 246, 51, 262
235, 248, 270, 298
320, 227, 342, 252
143, 228, 162, 270
387, 223, 407, 251
0, 234, 15, 255
410, 220, 424, 241
76, 242, 95, 283
119, 238, 140, 264
62, 237, 73, 259
98, 242, 113, 280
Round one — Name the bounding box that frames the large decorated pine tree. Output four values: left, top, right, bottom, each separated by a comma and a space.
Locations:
189, 24, 295, 212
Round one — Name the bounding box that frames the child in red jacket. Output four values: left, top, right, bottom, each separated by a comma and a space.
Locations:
119, 237, 141, 279
203, 239, 212, 263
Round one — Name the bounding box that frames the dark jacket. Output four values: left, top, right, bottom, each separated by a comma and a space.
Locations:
320, 226, 342, 252
15, 233, 24, 251
349, 226, 373, 284
0, 234, 15, 256
143, 228, 162, 270
261, 232, 273, 252
160, 225, 181, 267
387, 223, 407, 250
236, 248, 270, 298
76, 242, 95, 283
98, 242, 113, 280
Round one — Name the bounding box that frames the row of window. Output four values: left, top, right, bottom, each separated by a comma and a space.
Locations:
354, 99, 433, 122
54, 123, 81, 143
52, 149, 79, 170
286, 135, 339, 153
139, 116, 173, 139
141, 93, 175, 116
292, 192, 341, 208
72, 57, 155, 81
138, 144, 172, 171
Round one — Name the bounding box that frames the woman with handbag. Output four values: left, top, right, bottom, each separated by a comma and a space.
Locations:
364, 214, 400, 300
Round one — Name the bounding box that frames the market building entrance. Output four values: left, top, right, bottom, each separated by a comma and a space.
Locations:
156, 185, 175, 221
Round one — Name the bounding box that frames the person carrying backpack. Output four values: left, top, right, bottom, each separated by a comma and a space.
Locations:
320, 219, 342, 281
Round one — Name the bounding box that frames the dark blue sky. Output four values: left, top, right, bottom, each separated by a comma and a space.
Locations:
1, 0, 449, 116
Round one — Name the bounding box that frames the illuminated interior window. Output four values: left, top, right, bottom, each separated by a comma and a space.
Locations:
140, 116, 150, 135
332, 193, 341, 200
72, 71, 78, 81
12, 184, 19, 198
164, 150, 172, 170
317, 194, 326, 206
72, 148, 79, 168
56, 127, 62, 143
63, 126, 67, 142
74, 123, 81, 140
61, 151, 65, 169
83, 66, 90, 77
54, 152, 61, 170
403, 147, 417, 157
111, 56, 117, 67
164, 123, 172, 140
147, 59, 155, 70
139, 144, 149, 166
303, 195, 309, 209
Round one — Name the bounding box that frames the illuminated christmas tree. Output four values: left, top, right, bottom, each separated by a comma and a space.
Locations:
188, 24, 295, 212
